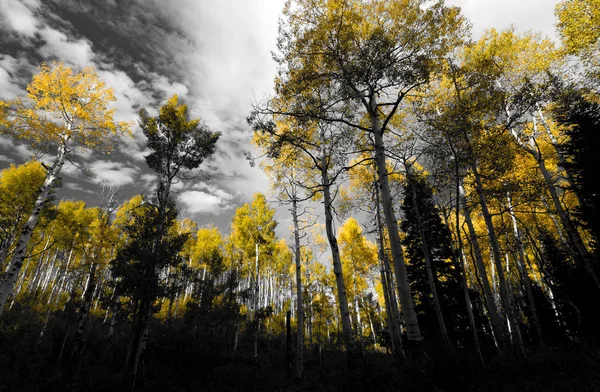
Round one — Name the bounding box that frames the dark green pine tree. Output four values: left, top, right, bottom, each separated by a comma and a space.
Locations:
538, 229, 600, 339
550, 82, 600, 252
400, 172, 464, 342
110, 197, 188, 383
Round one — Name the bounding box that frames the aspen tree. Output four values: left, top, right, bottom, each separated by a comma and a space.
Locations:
0, 63, 128, 316
254, 0, 469, 344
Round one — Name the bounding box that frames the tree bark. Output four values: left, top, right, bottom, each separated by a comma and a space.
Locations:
254, 242, 260, 364
319, 134, 356, 361
536, 148, 600, 288
406, 171, 450, 344
447, 174, 483, 363
460, 184, 508, 351
506, 192, 544, 345
0, 140, 67, 316
72, 262, 97, 356
470, 165, 524, 356
291, 197, 304, 380
509, 118, 599, 288
369, 95, 421, 344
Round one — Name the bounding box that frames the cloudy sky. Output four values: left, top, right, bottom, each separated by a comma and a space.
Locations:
0, 0, 561, 234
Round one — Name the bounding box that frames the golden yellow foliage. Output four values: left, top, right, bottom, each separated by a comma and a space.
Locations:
1, 62, 131, 152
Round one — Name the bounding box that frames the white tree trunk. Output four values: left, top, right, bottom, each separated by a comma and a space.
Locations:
369, 96, 421, 343
471, 164, 524, 355
292, 197, 304, 380
506, 192, 544, 345
320, 137, 356, 359
0, 141, 67, 316
374, 181, 404, 357
460, 184, 508, 350
509, 117, 599, 288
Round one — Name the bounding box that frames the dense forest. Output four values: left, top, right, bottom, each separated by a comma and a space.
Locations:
1, 0, 599, 391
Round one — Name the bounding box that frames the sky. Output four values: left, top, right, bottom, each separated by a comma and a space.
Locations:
0, 0, 562, 236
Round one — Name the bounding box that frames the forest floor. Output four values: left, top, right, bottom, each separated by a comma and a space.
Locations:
195, 343, 600, 392
1, 309, 599, 392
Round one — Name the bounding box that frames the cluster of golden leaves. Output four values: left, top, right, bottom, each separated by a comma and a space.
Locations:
0, 62, 131, 153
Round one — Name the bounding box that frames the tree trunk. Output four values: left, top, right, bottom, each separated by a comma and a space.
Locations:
407, 171, 450, 344
471, 165, 524, 356
536, 148, 600, 288
506, 192, 544, 345
130, 302, 150, 391
0, 141, 67, 316
509, 118, 599, 288
254, 242, 260, 364
291, 197, 304, 380
286, 310, 292, 377
447, 174, 483, 363
369, 96, 421, 344
72, 262, 97, 356
352, 275, 363, 349
374, 183, 405, 354
536, 107, 596, 244
460, 184, 508, 351
319, 134, 356, 361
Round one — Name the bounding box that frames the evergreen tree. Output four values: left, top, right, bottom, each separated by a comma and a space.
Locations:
110, 197, 188, 381
400, 172, 463, 342
550, 83, 600, 251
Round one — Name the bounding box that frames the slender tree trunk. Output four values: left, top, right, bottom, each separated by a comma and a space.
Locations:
471, 165, 524, 356
131, 321, 149, 389
536, 149, 600, 288
380, 259, 396, 355
369, 96, 421, 344
286, 310, 292, 377
506, 192, 544, 345
72, 262, 97, 356
130, 180, 174, 390
376, 202, 404, 358
30, 244, 54, 294
291, 197, 304, 380
40, 262, 68, 340
509, 118, 599, 288
352, 275, 363, 349
407, 171, 450, 344
0, 141, 67, 316
319, 134, 356, 361
460, 184, 508, 351
536, 107, 596, 244
443, 175, 483, 363
374, 184, 405, 349
253, 242, 260, 364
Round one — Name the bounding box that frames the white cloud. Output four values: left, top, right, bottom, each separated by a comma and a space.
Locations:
64, 182, 95, 194
0, 136, 33, 161
37, 26, 95, 69
97, 68, 152, 122
140, 173, 157, 188
0, 55, 28, 99
0, 0, 96, 69
0, 0, 39, 37
89, 160, 139, 186
175, 0, 282, 131
148, 73, 189, 100
179, 190, 234, 215
61, 162, 82, 176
